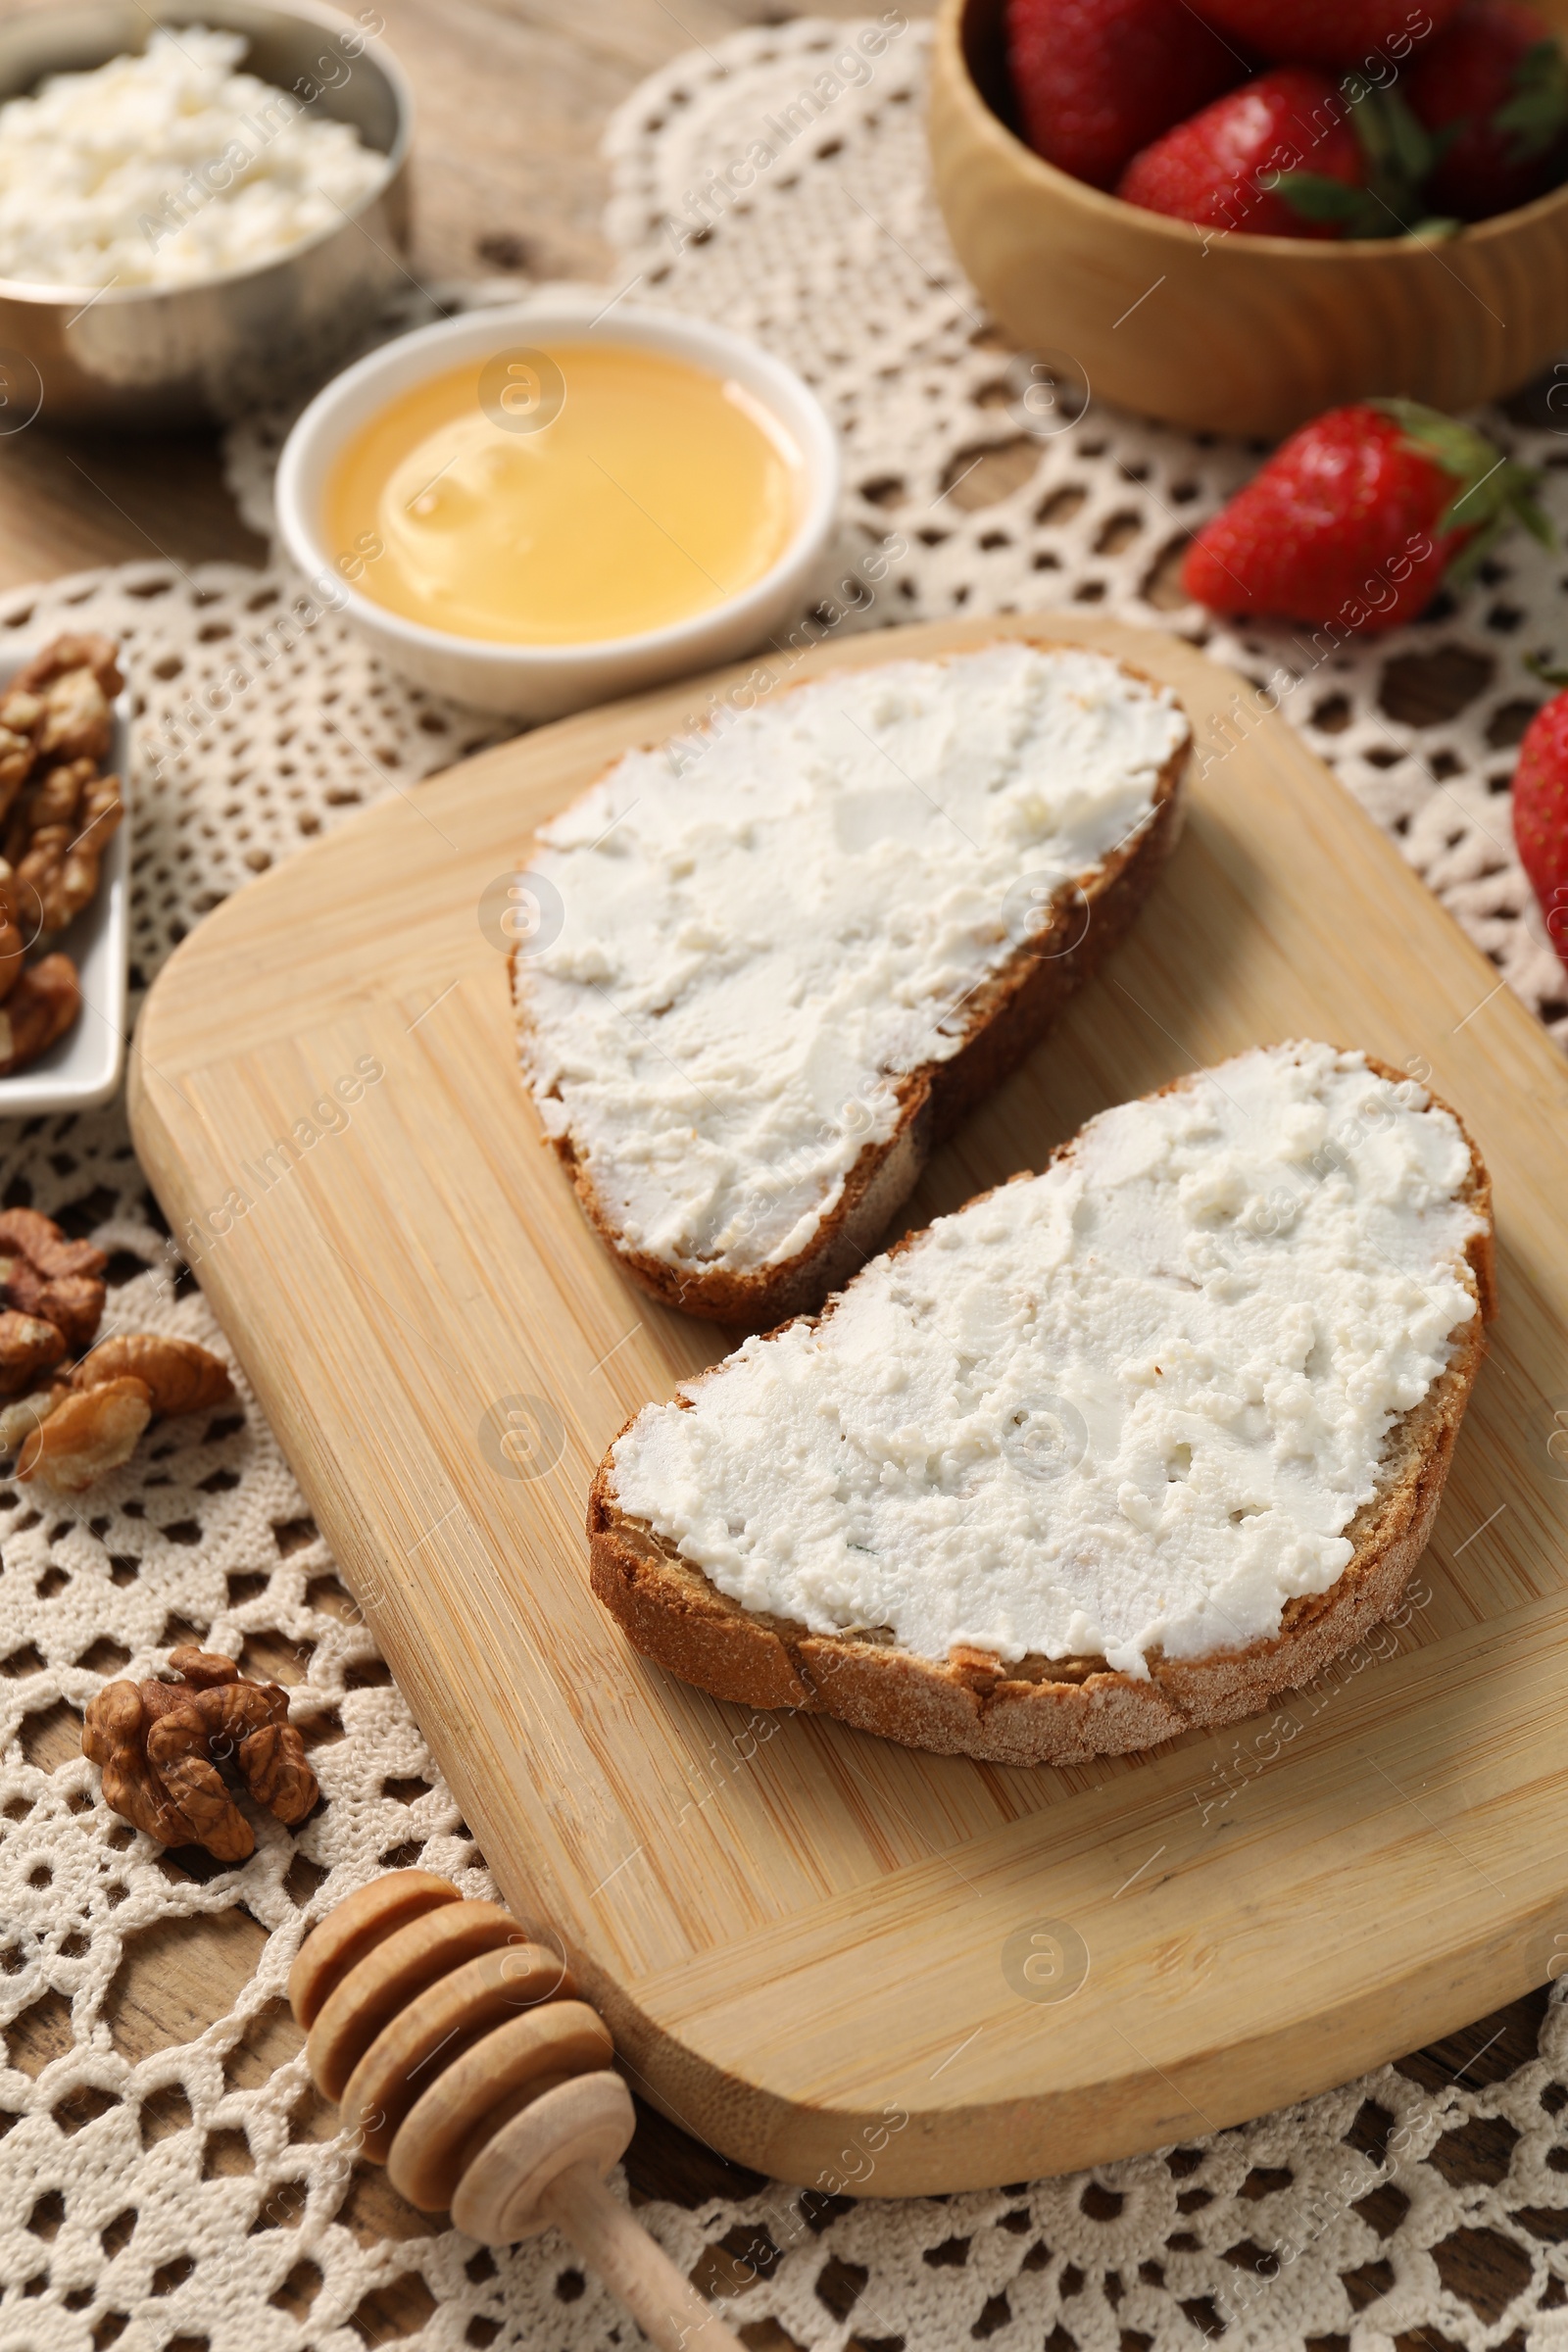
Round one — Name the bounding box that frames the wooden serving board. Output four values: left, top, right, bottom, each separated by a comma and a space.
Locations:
129, 614, 1568, 2196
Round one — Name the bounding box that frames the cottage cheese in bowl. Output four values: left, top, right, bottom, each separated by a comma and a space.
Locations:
0, 26, 387, 289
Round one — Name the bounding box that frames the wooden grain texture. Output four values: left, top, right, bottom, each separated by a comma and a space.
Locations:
127, 610, 1568, 2194
928, 0, 1568, 436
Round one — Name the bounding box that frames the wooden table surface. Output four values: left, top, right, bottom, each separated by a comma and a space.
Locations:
0, 0, 1554, 2341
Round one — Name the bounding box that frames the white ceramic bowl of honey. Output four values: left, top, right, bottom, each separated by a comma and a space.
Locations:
274, 299, 842, 720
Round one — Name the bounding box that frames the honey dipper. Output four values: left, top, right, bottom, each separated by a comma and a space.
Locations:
288, 1870, 746, 2352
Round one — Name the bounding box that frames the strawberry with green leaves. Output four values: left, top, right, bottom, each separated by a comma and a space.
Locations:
1181, 400, 1549, 630
1116, 65, 1460, 237
1405, 0, 1568, 219
1273, 75, 1461, 234
1116, 68, 1366, 234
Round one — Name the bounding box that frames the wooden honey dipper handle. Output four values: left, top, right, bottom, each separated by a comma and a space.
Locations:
545, 2163, 745, 2352
288, 1871, 747, 2352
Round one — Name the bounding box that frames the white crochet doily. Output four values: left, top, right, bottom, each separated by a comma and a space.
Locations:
7, 20, 1568, 2352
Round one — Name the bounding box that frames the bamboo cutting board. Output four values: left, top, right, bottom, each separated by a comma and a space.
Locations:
129, 614, 1568, 2196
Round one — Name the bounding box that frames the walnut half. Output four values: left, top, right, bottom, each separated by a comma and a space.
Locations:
74, 1334, 233, 1417
5, 760, 123, 933
0, 1202, 105, 1352
0, 1389, 55, 1455
17, 1376, 150, 1492
13, 632, 122, 766
0, 630, 125, 1074
81, 1647, 318, 1861
0, 954, 80, 1076
0, 1308, 66, 1398
11, 1332, 234, 1490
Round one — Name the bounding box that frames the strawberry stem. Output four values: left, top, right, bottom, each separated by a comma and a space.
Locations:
1278, 84, 1459, 239
1274, 171, 1386, 232
1344, 82, 1446, 229
1494, 38, 1568, 165
1370, 398, 1553, 582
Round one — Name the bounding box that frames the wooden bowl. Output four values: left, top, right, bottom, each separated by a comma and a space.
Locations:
927, 0, 1568, 436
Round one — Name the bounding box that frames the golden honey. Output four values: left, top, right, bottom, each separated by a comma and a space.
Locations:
323, 342, 804, 645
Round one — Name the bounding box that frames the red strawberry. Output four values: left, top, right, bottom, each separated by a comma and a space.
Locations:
1181, 401, 1548, 631
1512, 685, 1568, 962
1005, 0, 1245, 190
1116, 68, 1364, 236
1405, 0, 1568, 219
1195, 0, 1464, 68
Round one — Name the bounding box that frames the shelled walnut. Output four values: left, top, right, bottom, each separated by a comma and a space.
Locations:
0, 1308, 66, 1396
0, 952, 80, 1076
0, 632, 124, 1077
12, 1336, 235, 1494
4, 758, 123, 931
11, 633, 122, 767
0, 697, 38, 809
74, 1332, 234, 1415
0, 1205, 106, 1353
0, 1205, 235, 1490
15, 1377, 153, 1492
82, 1646, 318, 1861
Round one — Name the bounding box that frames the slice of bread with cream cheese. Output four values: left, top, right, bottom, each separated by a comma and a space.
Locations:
589, 1043, 1494, 1765
514, 640, 1190, 1326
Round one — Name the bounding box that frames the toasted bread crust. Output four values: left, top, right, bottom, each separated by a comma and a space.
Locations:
514, 642, 1191, 1330
587, 1060, 1494, 1766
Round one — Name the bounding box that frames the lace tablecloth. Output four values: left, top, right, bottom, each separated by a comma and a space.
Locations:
5, 20, 1568, 2351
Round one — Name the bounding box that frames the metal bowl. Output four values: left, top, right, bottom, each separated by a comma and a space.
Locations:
0, 0, 413, 429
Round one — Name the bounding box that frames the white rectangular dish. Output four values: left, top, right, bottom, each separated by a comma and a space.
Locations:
0, 641, 129, 1118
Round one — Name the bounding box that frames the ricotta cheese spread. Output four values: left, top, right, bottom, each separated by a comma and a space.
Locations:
610, 1044, 1486, 1676
518, 643, 1188, 1274
0, 30, 387, 291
